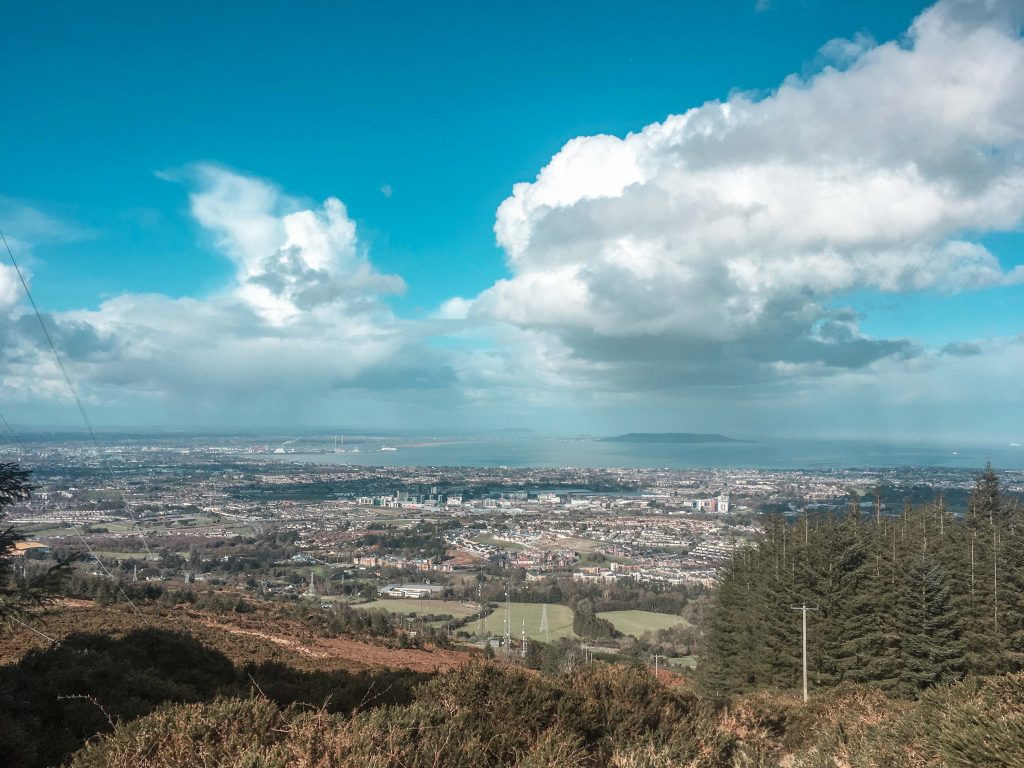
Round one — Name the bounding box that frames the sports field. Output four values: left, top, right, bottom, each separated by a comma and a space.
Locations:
472, 534, 526, 551
90, 550, 161, 561
597, 610, 691, 638
355, 598, 481, 618
669, 655, 699, 669
482, 602, 576, 641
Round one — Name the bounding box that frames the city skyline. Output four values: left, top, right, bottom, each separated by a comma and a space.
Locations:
2, 0, 1023, 442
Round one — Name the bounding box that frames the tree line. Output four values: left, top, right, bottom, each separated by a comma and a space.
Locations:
700, 465, 1023, 696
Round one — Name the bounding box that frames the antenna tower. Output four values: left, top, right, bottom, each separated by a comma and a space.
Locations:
305, 570, 317, 598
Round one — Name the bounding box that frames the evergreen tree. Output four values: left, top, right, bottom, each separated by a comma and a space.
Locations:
837, 515, 900, 688
997, 500, 1024, 669
972, 462, 1002, 524
897, 554, 965, 693
960, 467, 1004, 673
1, 463, 74, 625
754, 515, 801, 689
698, 547, 763, 694
699, 467, 1018, 697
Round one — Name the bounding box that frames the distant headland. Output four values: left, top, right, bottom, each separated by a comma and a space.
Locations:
602, 432, 752, 444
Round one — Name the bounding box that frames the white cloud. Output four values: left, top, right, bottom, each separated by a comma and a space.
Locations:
435, 296, 474, 320
5, 0, 1024, 437
0, 198, 95, 313
474, 0, 1024, 389
1, 167, 449, 422
819, 32, 877, 67
0, 264, 20, 312
186, 164, 404, 324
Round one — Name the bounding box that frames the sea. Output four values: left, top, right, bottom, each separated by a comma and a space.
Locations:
269, 437, 1024, 471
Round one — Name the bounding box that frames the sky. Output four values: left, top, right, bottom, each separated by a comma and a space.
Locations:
2, 0, 1023, 442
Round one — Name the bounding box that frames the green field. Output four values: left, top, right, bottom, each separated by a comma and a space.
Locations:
597, 610, 691, 638
355, 599, 481, 618
482, 602, 576, 641
90, 550, 161, 561
473, 534, 526, 551
669, 655, 699, 669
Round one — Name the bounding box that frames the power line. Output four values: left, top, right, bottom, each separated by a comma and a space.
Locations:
11, 616, 56, 643
0, 410, 27, 451
1, 228, 151, 555
0, 413, 149, 625
70, 525, 149, 624
1, 229, 150, 624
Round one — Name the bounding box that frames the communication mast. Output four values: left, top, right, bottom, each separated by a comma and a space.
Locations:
521, 619, 528, 658
305, 570, 317, 598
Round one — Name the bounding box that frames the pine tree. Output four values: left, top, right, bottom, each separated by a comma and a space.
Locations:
960, 467, 1005, 674
897, 554, 965, 693
997, 500, 1024, 669
755, 515, 801, 689
698, 546, 765, 694
973, 462, 1002, 525
839, 515, 901, 688
698, 467, 1018, 697
1, 463, 74, 625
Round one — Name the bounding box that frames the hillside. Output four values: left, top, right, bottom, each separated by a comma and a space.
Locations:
3, 600, 1024, 767
0, 599, 472, 768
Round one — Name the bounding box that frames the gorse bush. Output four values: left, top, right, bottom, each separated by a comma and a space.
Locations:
69, 660, 1024, 768
0, 628, 426, 768
69, 661, 744, 768
0, 625, 1015, 768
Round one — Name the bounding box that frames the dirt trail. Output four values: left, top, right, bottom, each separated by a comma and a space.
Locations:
190, 613, 470, 674
6, 601, 473, 675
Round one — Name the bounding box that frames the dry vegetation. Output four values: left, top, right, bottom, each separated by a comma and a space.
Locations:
4, 601, 1024, 767
2, 599, 471, 673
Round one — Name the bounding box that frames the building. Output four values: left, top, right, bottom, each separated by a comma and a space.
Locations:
377, 583, 444, 599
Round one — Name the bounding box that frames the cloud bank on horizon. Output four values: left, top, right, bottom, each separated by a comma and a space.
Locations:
3, 0, 1024, 437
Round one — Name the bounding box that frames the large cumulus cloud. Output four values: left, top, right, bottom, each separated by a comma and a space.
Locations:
1, 166, 453, 423
184, 165, 405, 324
470, 0, 1024, 389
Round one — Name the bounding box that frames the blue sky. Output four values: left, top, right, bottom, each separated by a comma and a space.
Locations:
2, 0, 1024, 440
5, 0, 932, 312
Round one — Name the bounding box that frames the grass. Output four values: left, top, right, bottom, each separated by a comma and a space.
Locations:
669, 655, 699, 669
100, 521, 142, 533
482, 602, 576, 641
89, 550, 161, 561
355, 599, 481, 618
473, 534, 527, 551
596, 610, 691, 638
20, 525, 70, 537
536, 536, 602, 553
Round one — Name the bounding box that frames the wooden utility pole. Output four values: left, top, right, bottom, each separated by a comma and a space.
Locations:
653, 653, 667, 678
791, 604, 819, 703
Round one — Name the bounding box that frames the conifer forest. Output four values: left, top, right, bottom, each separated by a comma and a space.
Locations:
700, 466, 1021, 697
